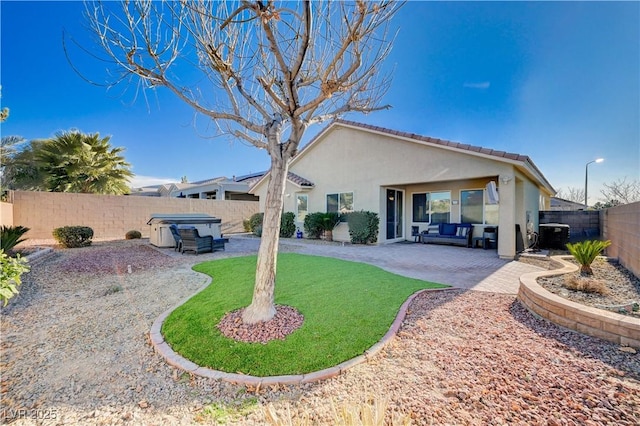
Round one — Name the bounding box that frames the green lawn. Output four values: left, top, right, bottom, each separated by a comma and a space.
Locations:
162, 253, 447, 376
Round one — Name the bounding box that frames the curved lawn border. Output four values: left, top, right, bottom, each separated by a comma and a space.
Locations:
149, 269, 453, 385
518, 256, 640, 349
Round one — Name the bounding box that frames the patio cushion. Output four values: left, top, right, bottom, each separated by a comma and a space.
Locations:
456, 224, 472, 237
440, 223, 457, 236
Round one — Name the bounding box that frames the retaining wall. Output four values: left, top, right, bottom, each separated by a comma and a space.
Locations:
3, 191, 258, 239
518, 257, 640, 349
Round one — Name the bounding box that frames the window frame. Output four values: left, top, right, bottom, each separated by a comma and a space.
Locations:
459, 188, 499, 225
295, 193, 308, 222
326, 191, 354, 214
411, 190, 451, 224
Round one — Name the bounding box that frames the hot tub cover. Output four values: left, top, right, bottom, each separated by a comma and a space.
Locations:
146, 213, 221, 225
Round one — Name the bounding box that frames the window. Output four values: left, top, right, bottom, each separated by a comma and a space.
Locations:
326, 192, 354, 214
411, 191, 451, 224
430, 191, 451, 224
296, 194, 308, 222
461, 189, 499, 225
412, 193, 430, 222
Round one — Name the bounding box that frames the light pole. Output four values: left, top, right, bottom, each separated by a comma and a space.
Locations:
584, 158, 604, 207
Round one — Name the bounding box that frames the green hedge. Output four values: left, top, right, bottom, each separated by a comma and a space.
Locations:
303, 212, 326, 239
125, 230, 142, 240
346, 211, 379, 244
247, 212, 296, 238
52, 226, 94, 248
280, 212, 296, 238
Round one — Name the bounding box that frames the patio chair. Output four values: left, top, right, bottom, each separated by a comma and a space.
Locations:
169, 224, 182, 252
179, 227, 213, 255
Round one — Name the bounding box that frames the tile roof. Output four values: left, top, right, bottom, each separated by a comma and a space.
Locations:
288, 172, 314, 187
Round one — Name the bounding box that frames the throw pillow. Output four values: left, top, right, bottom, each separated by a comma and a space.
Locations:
441, 223, 457, 236
457, 226, 470, 237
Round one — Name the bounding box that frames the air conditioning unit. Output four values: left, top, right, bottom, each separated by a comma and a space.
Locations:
486, 181, 499, 204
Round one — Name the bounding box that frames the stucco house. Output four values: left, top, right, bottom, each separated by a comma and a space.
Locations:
129, 173, 262, 201
250, 119, 555, 259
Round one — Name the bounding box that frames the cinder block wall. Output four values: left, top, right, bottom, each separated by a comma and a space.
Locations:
9, 191, 258, 240
602, 201, 640, 278
0, 202, 13, 227
539, 210, 601, 242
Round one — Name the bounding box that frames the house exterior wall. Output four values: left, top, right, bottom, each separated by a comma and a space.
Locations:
253, 125, 548, 257
6, 190, 258, 240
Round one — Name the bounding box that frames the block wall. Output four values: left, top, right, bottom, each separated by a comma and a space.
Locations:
603, 201, 640, 278
0, 202, 13, 227
7, 191, 258, 239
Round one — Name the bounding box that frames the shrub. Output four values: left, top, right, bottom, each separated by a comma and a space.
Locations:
280, 212, 296, 238
346, 211, 380, 244
52, 226, 94, 248
303, 212, 325, 239
0, 249, 30, 306
242, 218, 252, 233
0, 225, 30, 254
248, 213, 264, 236
563, 275, 610, 295
125, 230, 142, 240
247, 212, 296, 238
566, 239, 612, 275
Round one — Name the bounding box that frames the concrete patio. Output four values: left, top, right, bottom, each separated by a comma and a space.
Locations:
160, 235, 545, 294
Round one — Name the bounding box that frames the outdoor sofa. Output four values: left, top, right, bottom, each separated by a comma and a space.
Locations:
420, 223, 474, 248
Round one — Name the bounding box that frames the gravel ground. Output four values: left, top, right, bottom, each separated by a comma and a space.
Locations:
1, 239, 639, 425
536, 257, 640, 318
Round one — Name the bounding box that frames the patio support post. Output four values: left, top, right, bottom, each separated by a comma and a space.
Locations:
498, 175, 517, 259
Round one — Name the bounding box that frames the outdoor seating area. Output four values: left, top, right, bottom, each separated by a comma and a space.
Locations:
420, 223, 474, 247
178, 227, 226, 255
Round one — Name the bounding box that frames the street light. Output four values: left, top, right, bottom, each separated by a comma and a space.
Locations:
584, 158, 604, 207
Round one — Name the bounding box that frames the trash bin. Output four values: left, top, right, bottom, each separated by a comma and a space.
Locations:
539, 223, 570, 250
483, 226, 498, 250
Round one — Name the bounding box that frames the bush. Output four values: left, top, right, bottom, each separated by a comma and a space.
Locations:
0, 225, 30, 254
280, 212, 296, 238
0, 249, 30, 306
247, 212, 296, 238
125, 230, 142, 240
346, 211, 380, 244
303, 212, 326, 239
242, 218, 252, 233
566, 239, 612, 275
52, 226, 94, 248
248, 213, 264, 236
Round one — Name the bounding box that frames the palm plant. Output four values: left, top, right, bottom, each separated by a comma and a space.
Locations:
320, 212, 341, 242
566, 239, 612, 275
36, 131, 133, 195
0, 225, 30, 254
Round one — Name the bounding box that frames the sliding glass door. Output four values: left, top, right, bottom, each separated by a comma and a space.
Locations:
386, 189, 404, 240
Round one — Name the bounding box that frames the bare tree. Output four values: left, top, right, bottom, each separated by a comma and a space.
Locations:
555, 187, 585, 204
600, 177, 640, 205
81, 1, 401, 323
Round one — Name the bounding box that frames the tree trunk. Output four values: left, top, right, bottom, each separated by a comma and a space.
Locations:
580, 264, 593, 276
242, 145, 289, 324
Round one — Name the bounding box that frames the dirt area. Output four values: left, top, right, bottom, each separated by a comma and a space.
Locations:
1, 239, 638, 425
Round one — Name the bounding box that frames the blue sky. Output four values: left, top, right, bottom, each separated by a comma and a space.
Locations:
1, 1, 638, 204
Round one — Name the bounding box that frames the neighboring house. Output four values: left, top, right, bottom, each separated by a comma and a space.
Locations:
250, 119, 555, 259
550, 197, 585, 211
130, 173, 262, 201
